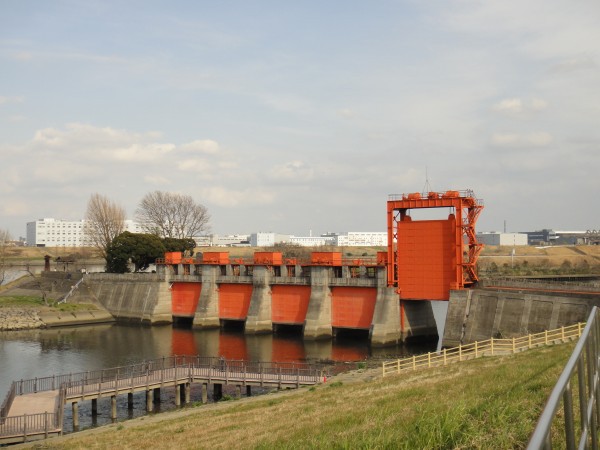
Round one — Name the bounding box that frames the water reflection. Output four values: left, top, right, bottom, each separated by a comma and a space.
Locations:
1, 323, 434, 394
0, 323, 435, 432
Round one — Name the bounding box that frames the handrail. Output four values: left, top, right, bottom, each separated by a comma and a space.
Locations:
4, 356, 325, 397
0, 382, 15, 420
382, 322, 585, 377
58, 275, 85, 304
1, 356, 326, 443
528, 307, 600, 449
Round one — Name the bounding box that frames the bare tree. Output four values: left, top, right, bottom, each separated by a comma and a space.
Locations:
136, 191, 210, 239
0, 229, 10, 286
83, 193, 126, 258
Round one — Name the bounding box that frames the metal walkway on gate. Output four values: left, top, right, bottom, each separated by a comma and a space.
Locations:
0, 356, 326, 445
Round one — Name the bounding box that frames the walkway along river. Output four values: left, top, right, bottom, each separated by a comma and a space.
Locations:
0, 323, 435, 434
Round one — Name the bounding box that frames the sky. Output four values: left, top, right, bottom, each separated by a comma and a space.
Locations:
1, 0, 599, 239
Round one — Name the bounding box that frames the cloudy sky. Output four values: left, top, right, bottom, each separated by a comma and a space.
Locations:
1, 1, 599, 239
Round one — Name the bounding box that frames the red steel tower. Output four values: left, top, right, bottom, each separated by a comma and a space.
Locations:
386, 189, 484, 300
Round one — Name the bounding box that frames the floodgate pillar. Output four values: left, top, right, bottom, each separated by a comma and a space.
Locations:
245, 266, 273, 334
303, 266, 333, 340
370, 268, 401, 347
193, 265, 220, 329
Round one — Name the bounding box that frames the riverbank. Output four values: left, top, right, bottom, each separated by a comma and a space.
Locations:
0, 305, 114, 331
16, 342, 574, 449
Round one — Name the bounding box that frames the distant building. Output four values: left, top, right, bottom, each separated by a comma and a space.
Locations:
289, 235, 334, 247
26, 218, 86, 247
249, 232, 290, 247
476, 232, 528, 246
203, 234, 250, 246
335, 232, 387, 247
26, 218, 142, 247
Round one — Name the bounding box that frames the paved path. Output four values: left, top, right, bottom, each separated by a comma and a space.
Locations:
7, 390, 59, 416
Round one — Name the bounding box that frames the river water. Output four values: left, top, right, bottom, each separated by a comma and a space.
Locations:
0, 323, 436, 433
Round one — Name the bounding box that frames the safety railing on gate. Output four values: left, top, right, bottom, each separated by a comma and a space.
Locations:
528, 307, 600, 449
382, 322, 585, 377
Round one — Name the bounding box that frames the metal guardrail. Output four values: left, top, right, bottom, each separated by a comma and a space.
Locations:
528, 307, 600, 449
382, 323, 584, 377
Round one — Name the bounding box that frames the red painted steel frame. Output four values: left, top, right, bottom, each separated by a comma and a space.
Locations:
386, 190, 484, 299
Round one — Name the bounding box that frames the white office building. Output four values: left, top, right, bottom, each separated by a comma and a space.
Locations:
27, 218, 143, 247
26, 218, 86, 247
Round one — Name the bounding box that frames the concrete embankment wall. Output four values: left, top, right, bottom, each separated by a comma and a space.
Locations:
84, 274, 172, 325
443, 287, 600, 347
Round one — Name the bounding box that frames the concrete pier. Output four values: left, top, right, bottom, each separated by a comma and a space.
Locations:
193, 266, 221, 329
370, 268, 402, 346
303, 267, 333, 340
245, 266, 273, 334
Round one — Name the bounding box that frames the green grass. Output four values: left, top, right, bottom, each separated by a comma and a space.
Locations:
0, 295, 45, 307
0, 295, 97, 311
38, 343, 574, 450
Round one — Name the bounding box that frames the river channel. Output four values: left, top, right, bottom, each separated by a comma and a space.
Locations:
0, 323, 436, 433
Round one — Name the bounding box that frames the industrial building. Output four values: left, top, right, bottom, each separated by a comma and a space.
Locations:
476, 232, 528, 246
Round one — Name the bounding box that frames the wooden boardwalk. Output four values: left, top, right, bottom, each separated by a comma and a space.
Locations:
1, 356, 325, 444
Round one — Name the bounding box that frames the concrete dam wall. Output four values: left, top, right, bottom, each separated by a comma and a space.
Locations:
83, 274, 172, 325
443, 284, 600, 347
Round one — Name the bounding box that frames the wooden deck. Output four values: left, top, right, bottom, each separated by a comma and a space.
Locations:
1, 356, 325, 444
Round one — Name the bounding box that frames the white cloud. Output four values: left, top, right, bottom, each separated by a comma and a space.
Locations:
337, 108, 357, 119
177, 159, 212, 172
0, 96, 24, 105
199, 186, 276, 207
492, 98, 548, 116
269, 160, 315, 182
143, 175, 171, 185
491, 132, 553, 148
181, 139, 220, 154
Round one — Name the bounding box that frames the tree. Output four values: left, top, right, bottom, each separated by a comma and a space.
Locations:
0, 229, 11, 286
106, 232, 166, 273
161, 237, 197, 255
84, 193, 126, 258
136, 191, 210, 239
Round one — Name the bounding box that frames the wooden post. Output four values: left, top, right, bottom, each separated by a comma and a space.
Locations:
184, 383, 191, 404
235, 385, 241, 399
175, 384, 181, 406
91, 398, 98, 416
202, 383, 208, 404
72, 402, 79, 429
111, 395, 117, 420
146, 390, 153, 412
44, 411, 49, 439
512, 337, 516, 353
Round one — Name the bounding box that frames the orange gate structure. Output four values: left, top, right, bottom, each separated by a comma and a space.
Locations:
387, 189, 484, 300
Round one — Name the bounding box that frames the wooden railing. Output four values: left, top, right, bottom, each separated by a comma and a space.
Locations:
382, 323, 585, 377
1, 356, 325, 443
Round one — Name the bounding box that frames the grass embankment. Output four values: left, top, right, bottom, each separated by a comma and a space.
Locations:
36, 343, 573, 450
0, 295, 97, 312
